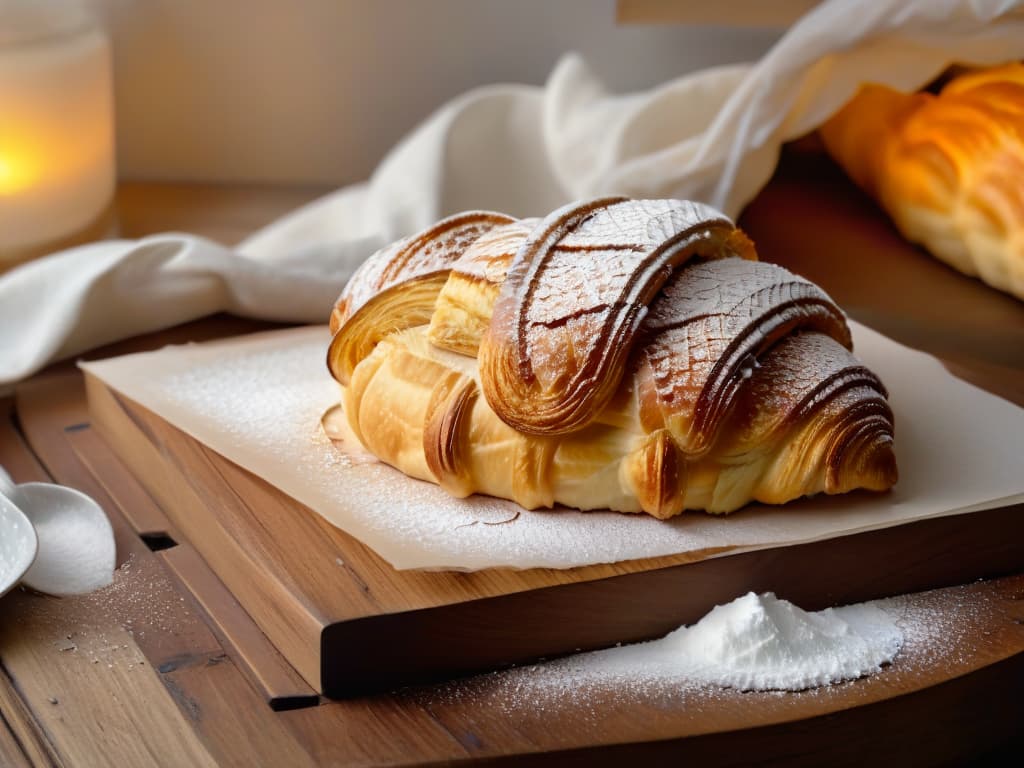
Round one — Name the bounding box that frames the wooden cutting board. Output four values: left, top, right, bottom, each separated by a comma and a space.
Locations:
83, 373, 1024, 699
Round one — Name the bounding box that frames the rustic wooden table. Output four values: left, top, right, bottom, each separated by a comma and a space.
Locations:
2, 165, 1023, 767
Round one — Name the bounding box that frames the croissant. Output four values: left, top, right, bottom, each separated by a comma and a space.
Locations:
326, 199, 897, 519
820, 62, 1024, 300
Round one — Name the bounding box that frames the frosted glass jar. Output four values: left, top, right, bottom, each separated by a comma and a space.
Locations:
0, 0, 115, 263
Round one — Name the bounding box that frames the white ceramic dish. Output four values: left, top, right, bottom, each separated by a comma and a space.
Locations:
0, 494, 37, 599
15, 481, 116, 596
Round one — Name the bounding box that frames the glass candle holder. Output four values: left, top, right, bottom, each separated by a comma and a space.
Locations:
0, 0, 115, 267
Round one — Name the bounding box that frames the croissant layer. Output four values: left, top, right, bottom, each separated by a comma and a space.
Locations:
328, 198, 896, 518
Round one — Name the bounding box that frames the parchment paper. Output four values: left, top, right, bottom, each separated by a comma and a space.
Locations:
81, 323, 1024, 571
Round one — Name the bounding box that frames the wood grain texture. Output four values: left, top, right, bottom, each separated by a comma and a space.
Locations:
4, 400, 316, 768
0, 397, 219, 768
0, 591, 218, 768
0, 722, 32, 768
65, 425, 176, 539
0, 665, 58, 768
160, 544, 319, 710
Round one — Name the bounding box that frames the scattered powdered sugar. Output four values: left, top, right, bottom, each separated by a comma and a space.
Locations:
3, 554, 186, 670
868, 583, 1000, 680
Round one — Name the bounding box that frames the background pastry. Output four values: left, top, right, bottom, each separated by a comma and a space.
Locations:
820, 63, 1024, 301
327, 199, 897, 519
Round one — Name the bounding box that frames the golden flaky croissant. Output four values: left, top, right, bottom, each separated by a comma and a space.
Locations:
326, 199, 897, 519
821, 63, 1024, 300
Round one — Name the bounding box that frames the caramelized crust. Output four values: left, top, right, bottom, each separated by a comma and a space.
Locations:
328, 198, 896, 518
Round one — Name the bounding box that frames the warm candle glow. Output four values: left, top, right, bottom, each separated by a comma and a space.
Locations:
0, 4, 114, 260
0, 151, 36, 196
0, 155, 15, 194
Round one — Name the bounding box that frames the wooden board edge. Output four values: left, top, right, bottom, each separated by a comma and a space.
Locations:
160, 544, 320, 711
83, 370, 326, 692
321, 502, 1024, 697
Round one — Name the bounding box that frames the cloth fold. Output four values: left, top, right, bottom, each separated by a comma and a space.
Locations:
0, 235, 348, 381
3, 0, 1023, 386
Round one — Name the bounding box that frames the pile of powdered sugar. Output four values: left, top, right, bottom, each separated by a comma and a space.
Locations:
424, 591, 907, 714
600, 591, 903, 692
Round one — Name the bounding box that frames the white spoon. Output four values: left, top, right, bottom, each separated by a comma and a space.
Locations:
0, 466, 115, 596
0, 493, 37, 599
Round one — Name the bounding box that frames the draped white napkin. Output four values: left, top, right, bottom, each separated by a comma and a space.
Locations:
2, 0, 1022, 386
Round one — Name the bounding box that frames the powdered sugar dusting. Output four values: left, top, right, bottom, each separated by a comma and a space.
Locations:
449, 220, 533, 283
638, 259, 852, 453
3, 554, 185, 670
483, 199, 741, 424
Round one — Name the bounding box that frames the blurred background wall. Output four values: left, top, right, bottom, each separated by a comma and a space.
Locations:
92, 0, 780, 185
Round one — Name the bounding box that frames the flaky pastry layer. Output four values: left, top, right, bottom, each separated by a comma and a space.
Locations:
328, 198, 897, 518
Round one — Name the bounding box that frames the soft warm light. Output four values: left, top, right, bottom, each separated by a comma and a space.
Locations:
0, 152, 36, 196
0, 155, 14, 193
0, 4, 114, 259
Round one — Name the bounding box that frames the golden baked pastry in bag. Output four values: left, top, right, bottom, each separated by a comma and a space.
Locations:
327, 198, 897, 519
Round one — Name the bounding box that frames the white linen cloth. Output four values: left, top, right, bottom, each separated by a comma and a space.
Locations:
2, 0, 1023, 386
